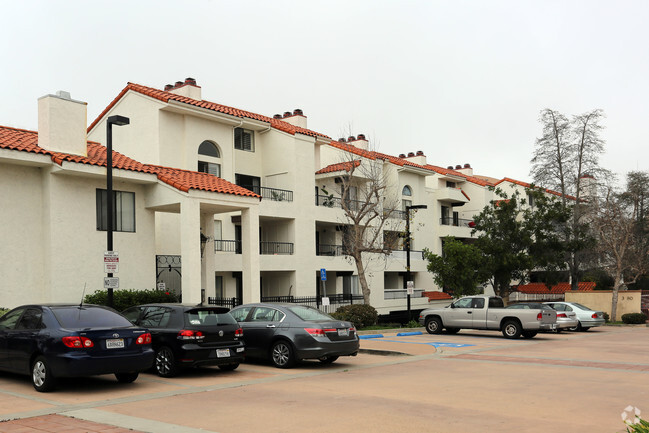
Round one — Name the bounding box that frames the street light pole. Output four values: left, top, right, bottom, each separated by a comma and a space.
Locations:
405, 204, 427, 322
106, 115, 130, 308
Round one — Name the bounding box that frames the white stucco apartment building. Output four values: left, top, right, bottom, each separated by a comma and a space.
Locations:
1, 78, 533, 314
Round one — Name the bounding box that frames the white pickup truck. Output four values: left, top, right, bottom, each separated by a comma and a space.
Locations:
418, 295, 557, 339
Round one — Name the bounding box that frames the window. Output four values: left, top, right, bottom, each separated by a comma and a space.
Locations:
446, 181, 456, 188
234, 128, 254, 151
402, 185, 412, 196
96, 189, 135, 232
198, 141, 221, 177
402, 199, 412, 211
214, 275, 223, 297
235, 174, 261, 194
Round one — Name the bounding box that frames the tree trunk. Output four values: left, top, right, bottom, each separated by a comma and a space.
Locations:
352, 253, 371, 305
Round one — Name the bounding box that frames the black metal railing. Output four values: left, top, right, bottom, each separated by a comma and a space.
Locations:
316, 244, 346, 256
440, 217, 474, 227
315, 194, 366, 211
214, 239, 241, 253
384, 209, 407, 220
240, 185, 293, 202
207, 297, 241, 308
260, 241, 294, 255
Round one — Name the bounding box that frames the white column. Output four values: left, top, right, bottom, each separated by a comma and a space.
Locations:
241, 206, 260, 303
201, 212, 216, 300
180, 199, 202, 304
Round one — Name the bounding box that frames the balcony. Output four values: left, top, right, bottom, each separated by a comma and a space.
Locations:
384, 209, 407, 220
315, 194, 365, 211
240, 185, 293, 202
440, 217, 475, 228
316, 244, 347, 256
437, 187, 469, 204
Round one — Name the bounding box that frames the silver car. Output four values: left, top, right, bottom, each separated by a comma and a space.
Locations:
506, 303, 578, 332
544, 302, 605, 331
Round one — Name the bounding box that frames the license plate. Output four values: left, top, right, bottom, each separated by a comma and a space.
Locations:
338, 329, 349, 337
106, 338, 124, 349
216, 349, 230, 358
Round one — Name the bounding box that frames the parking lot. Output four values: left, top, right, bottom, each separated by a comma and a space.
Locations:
0, 325, 647, 433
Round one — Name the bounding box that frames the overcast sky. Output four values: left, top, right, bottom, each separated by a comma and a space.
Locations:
2, 0, 648, 183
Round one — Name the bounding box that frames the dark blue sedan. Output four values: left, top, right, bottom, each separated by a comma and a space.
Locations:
0, 304, 154, 392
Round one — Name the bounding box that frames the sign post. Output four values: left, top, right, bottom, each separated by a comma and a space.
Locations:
319, 268, 327, 308
407, 280, 414, 322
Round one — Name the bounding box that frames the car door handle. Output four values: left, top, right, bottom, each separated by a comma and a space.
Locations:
266, 324, 276, 328
467, 311, 472, 314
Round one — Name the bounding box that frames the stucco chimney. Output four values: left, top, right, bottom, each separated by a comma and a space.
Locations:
38, 91, 88, 156
456, 163, 473, 176
403, 150, 427, 165
279, 108, 307, 129
347, 134, 368, 151
167, 77, 202, 100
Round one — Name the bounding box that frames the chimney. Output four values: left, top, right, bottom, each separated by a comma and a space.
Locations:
456, 163, 473, 176
279, 108, 307, 129
38, 91, 88, 156
347, 134, 368, 151
403, 150, 427, 165
166, 77, 202, 100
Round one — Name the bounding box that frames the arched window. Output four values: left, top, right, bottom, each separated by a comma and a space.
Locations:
402, 185, 412, 196
198, 140, 222, 177
402, 185, 412, 211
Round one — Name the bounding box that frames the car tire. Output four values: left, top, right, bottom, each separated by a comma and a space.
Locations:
581, 327, 590, 332
425, 317, 443, 334
271, 340, 295, 369
218, 363, 240, 371
32, 356, 56, 392
115, 372, 139, 383
568, 322, 582, 332
318, 356, 339, 364
502, 320, 522, 339
155, 346, 179, 377
521, 331, 538, 339
445, 328, 461, 334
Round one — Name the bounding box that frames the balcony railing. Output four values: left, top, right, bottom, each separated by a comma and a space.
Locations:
260, 241, 294, 255
239, 185, 293, 202
384, 209, 407, 220
316, 244, 347, 256
315, 194, 365, 211
388, 250, 425, 260
384, 289, 424, 300
440, 217, 474, 228
215, 240, 294, 255
209, 293, 364, 314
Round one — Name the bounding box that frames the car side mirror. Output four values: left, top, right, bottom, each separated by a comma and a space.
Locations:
450, 303, 455, 309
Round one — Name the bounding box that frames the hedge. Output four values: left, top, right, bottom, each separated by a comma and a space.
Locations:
331, 304, 378, 329
84, 289, 179, 312
621, 313, 647, 325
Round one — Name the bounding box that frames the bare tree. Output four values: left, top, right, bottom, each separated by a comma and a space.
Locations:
590, 173, 649, 320
530, 108, 609, 289
323, 142, 403, 304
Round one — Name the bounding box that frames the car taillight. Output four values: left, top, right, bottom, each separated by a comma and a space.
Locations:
235, 328, 243, 338
136, 333, 152, 345
349, 327, 356, 333
177, 330, 205, 340
62, 336, 94, 348
592, 313, 598, 319
556, 313, 567, 318
537, 312, 543, 320
304, 328, 326, 336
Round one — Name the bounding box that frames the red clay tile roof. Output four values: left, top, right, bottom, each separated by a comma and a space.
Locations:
515, 282, 596, 294
316, 160, 361, 175
495, 178, 575, 200
0, 125, 259, 198
422, 291, 454, 301
88, 83, 331, 140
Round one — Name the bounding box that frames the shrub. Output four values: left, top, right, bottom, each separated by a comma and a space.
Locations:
603, 312, 610, 323
331, 304, 378, 329
84, 289, 179, 312
0, 308, 8, 317
621, 313, 648, 325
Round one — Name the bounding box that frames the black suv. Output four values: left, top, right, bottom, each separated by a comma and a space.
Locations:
122, 304, 244, 377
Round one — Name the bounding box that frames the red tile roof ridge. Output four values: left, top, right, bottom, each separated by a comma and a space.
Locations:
495, 177, 576, 200
88, 82, 331, 140
316, 160, 361, 175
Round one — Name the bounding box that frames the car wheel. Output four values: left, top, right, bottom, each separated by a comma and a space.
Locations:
218, 363, 240, 371
32, 356, 56, 392
271, 341, 295, 369
521, 331, 538, 339
502, 320, 522, 339
581, 326, 590, 332
155, 346, 179, 377
445, 327, 460, 334
568, 322, 582, 332
115, 372, 139, 383
425, 317, 443, 334
318, 356, 339, 364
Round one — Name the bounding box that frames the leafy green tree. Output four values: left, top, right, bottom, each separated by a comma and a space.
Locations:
423, 237, 489, 298
472, 186, 571, 298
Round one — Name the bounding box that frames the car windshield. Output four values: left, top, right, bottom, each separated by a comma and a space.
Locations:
185, 309, 237, 326
287, 305, 334, 321
52, 306, 133, 328
570, 303, 592, 311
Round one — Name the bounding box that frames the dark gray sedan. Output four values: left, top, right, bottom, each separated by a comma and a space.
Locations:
229, 303, 359, 368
